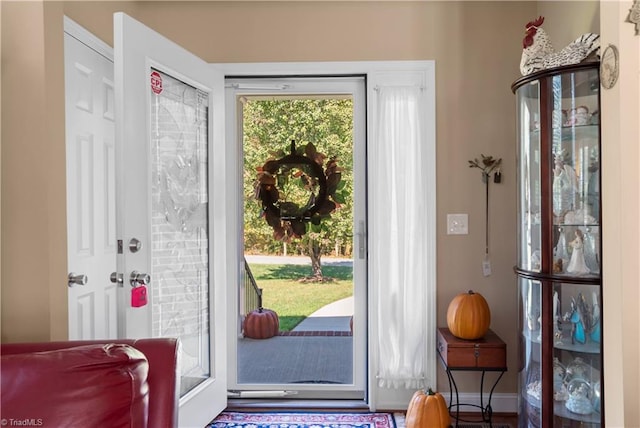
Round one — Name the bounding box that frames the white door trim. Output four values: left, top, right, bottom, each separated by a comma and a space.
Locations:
225, 76, 367, 399
64, 16, 113, 61
219, 60, 437, 410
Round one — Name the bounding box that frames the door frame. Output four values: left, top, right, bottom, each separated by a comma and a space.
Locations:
219, 61, 437, 409
64, 16, 113, 62
224, 76, 368, 399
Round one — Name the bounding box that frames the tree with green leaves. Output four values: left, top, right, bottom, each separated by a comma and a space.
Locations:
243, 98, 353, 280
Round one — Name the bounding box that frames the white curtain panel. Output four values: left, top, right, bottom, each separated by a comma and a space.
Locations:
372, 86, 430, 389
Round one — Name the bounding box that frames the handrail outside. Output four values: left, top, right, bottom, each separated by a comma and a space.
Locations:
243, 258, 262, 314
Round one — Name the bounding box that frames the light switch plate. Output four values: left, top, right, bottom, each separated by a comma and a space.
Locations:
447, 213, 468, 235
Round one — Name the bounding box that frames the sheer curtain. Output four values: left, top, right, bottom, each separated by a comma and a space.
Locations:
371, 85, 435, 389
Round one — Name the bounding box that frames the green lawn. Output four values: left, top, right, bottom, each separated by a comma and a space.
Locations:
248, 263, 353, 331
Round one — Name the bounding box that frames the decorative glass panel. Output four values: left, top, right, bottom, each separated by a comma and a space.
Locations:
517, 81, 541, 271
519, 277, 542, 425
550, 70, 600, 278
553, 282, 602, 423
150, 69, 210, 395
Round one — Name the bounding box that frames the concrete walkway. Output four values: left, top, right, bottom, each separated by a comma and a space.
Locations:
292, 296, 353, 332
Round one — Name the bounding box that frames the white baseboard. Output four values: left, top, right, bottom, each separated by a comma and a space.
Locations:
377, 392, 518, 414
393, 394, 517, 428
444, 392, 518, 414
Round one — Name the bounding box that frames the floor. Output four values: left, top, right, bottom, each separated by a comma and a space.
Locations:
449, 412, 517, 427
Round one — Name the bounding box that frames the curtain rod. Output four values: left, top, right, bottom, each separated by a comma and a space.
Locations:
373, 84, 424, 91
226, 83, 291, 90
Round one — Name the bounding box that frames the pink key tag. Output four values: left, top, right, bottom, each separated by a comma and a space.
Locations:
131, 286, 148, 307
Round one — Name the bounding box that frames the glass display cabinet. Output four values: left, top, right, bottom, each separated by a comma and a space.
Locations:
511, 63, 602, 428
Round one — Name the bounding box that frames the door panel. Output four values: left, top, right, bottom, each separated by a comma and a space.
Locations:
114, 13, 226, 426
65, 32, 118, 340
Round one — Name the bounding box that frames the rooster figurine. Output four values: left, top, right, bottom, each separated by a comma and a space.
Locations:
520, 16, 600, 76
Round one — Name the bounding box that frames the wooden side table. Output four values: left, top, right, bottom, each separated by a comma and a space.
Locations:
437, 327, 507, 427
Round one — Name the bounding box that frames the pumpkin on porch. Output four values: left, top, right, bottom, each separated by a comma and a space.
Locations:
405, 388, 450, 428
243, 307, 280, 339
446, 290, 491, 340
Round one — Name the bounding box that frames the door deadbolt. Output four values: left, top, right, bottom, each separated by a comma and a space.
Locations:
129, 238, 142, 253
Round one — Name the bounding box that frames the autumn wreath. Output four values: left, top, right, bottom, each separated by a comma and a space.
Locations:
255, 140, 343, 242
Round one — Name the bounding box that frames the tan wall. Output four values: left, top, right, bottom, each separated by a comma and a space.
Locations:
600, 2, 640, 427
1, 0, 137, 342
6, 0, 630, 413
1, 1, 65, 342
538, 1, 600, 46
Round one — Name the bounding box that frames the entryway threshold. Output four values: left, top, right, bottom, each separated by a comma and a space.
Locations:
226, 398, 370, 411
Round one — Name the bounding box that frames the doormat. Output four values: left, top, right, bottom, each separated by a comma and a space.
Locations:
207, 412, 396, 428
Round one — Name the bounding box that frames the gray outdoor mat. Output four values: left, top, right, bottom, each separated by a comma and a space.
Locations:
237, 336, 352, 384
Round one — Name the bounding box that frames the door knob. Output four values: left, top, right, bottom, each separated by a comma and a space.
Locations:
130, 270, 150, 287
68, 272, 88, 287
110, 272, 124, 285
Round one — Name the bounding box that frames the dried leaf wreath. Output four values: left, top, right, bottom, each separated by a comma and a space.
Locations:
255, 140, 344, 242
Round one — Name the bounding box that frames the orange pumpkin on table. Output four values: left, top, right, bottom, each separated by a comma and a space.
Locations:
405, 388, 451, 428
446, 290, 491, 340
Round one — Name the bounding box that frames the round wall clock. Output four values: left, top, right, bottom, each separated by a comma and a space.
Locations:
600, 44, 619, 90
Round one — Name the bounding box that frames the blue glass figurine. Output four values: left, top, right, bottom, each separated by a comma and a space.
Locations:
564, 293, 599, 345
590, 291, 601, 343
566, 297, 586, 344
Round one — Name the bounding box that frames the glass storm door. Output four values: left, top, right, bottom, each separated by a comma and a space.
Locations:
224, 77, 367, 399
114, 13, 226, 427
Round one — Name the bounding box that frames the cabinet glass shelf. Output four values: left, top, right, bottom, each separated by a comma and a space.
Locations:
522, 329, 601, 354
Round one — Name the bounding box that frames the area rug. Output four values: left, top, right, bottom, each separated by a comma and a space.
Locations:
207, 412, 396, 428
393, 413, 511, 428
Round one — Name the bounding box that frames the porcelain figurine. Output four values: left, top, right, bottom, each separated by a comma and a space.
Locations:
567, 229, 590, 275
553, 152, 578, 217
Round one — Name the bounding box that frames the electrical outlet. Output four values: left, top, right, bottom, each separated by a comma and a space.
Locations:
447, 214, 468, 235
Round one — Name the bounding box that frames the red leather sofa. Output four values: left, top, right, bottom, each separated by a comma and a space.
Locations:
1, 338, 180, 428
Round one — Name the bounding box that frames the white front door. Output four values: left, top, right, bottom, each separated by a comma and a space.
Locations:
114, 13, 226, 427
65, 26, 118, 340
